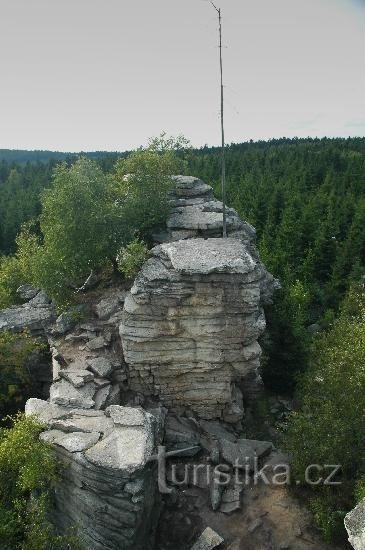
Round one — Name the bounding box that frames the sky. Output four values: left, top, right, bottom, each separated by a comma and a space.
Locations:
1, 0, 365, 152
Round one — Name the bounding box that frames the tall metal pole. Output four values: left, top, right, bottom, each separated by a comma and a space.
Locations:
211, 2, 227, 238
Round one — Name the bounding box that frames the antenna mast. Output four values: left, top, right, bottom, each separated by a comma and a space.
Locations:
211, 2, 227, 238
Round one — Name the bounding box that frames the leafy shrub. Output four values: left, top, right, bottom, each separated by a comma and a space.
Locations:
0, 331, 41, 416
7, 135, 189, 307
117, 239, 148, 279
111, 133, 190, 244
284, 286, 365, 543
309, 494, 347, 544
0, 255, 24, 309
355, 477, 365, 503
0, 414, 82, 549
27, 158, 120, 306
285, 286, 365, 479
0, 224, 40, 309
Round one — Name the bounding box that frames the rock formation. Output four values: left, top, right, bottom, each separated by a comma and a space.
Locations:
120, 176, 278, 421
26, 399, 161, 550
0, 175, 286, 549
345, 498, 365, 550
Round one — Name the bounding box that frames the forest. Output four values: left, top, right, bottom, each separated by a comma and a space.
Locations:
0, 136, 364, 547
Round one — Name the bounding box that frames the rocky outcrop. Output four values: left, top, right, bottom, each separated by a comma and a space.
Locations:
0, 289, 55, 335
120, 176, 278, 421
345, 498, 365, 550
26, 398, 162, 550
18, 175, 281, 548
154, 175, 256, 247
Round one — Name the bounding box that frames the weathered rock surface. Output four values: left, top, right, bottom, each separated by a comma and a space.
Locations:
0, 295, 55, 334
190, 526, 224, 550
345, 498, 365, 550
26, 400, 161, 550
120, 238, 273, 420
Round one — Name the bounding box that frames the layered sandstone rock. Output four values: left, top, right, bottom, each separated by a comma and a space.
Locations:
120, 176, 278, 421
26, 398, 161, 550
0, 288, 55, 334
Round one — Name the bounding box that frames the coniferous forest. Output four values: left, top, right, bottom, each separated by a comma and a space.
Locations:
0, 136, 364, 546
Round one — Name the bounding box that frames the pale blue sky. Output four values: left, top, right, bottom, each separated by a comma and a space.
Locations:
1, 0, 365, 151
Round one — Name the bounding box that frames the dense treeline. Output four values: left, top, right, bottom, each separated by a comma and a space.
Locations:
0, 149, 119, 164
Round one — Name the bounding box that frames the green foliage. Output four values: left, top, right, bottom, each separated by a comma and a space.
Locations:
285, 286, 365, 478
0, 331, 41, 416
261, 282, 311, 394
26, 158, 120, 305
355, 477, 365, 503
309, 493, 347, 544
0, 255, 24, 309
2, 135, 189, 306
111, 133, 189, 244
0, 224, 41, 309
117, 239, 148, 279
0, 414, 81, 549
284, 286, 365, 542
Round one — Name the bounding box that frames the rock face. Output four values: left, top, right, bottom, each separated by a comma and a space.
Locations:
345, 498, 365, 550
120, 176, 278, 421
0, 289, 55, 399
26, 399, 161, 550
0, 290, 55, 335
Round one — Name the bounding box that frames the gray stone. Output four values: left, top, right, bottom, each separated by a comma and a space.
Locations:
25, 398, 68, 424
53, 306, 84, 335
221, 486, 242, 503
50, 379, 95, 409
220, 501, 241, 514
49, 413, 113, 436
0, 302, 55, 334
60, 369, 94, 388
120, 237, 274, 420
159, 238, 257, 276
86, 356, 113, 377
27, 290, 51, 307
248, 518, 263, 533
94, 377, 110, 388
17, 284, 39, 301
55, 431, 100, 452
106, 405, 146, 426
345, 497, 365, 550
40, 429, 66, 444
95, 295, 121, 320
64, 332, 89, 342
210, 475, 223, 511
220, 438, 273, 468
86, 336, 106, 350
104, 383, 120, 407
199, 420, 236, 442
190, 526, 224, 550
164, 415, 200, 448
84, 424, 154, 473
124, 478, 144, 495
94, 384, 112, 409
